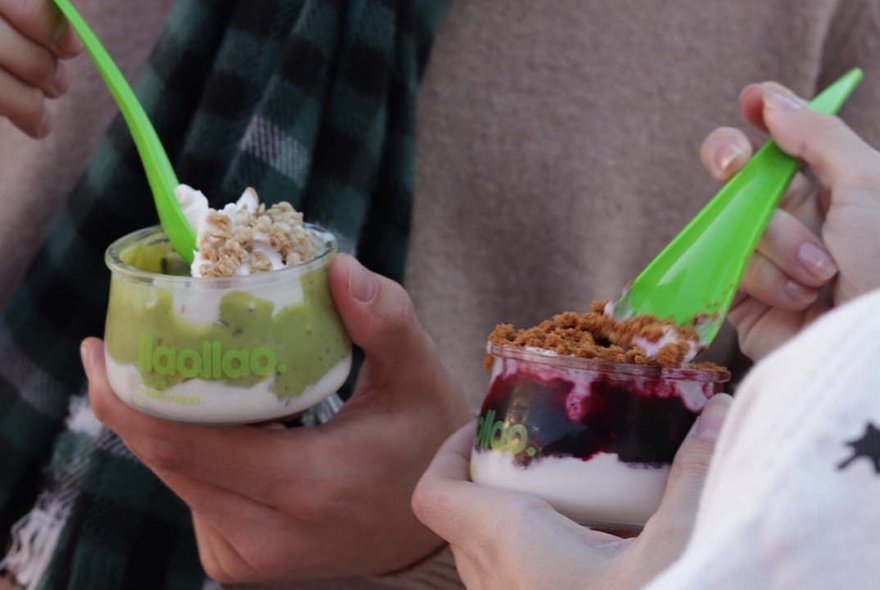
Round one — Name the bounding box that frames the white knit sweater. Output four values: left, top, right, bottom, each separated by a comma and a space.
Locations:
649, 287, 880, 590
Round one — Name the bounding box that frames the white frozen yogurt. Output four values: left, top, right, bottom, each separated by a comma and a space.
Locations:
632, 325, 701, 364
602, 300, 702, 363
105, 352, 351, 424
470, 450, 667, 527
175, 184, 315, 278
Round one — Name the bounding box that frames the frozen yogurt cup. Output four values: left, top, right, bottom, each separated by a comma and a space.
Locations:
103, 224, 352, 424
470, 307, 729, 529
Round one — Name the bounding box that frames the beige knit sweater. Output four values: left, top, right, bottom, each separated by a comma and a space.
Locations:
2, 1, 880, 588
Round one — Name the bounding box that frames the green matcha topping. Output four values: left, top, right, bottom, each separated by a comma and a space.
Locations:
104, 237, 350, 399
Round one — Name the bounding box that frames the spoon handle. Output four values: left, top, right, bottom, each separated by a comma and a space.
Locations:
53, 0, 196, 261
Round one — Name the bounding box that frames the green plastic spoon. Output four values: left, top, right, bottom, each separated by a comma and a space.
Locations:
53, 0, 196, 263
612, 67, 863, 345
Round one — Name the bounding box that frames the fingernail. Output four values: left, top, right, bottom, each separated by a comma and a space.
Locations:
714, 141, 744, 176
348, 258, 378, 303
785, 279, 819, 304
696, 394, 732, 440
80, 340, 92, 374
764, 89, 804, 112
798, 242, 838, 281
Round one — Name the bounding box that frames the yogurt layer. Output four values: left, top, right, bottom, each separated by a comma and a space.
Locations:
106, 352, 351, 424
471, 450, 666, 528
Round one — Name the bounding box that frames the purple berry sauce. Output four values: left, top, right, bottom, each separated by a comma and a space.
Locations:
476, 360, 722, 468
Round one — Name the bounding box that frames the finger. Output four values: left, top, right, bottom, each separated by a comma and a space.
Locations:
775, 172, 823, 234
726, 297, 804, 360
0, 17, 67, 98
739, 83, 769, 133
415, 421, 477, 486
0, 0, 83, 57
153, 467, 291, 583
617, 396, 731, 588
642, 393, 732, 548
755, 208, 838, 288
83, 337, 329, 508
329, 254, 439, 378
172, 471, 348, 583
0, 67, 48, 136
758, 83, 880, 193
192, 516, 263, 584
150, 463, 275, 524
739, 249, 819, 311
699, 126, 753, 182
413, 422, 625, 553
661, 394, 731, 514
412, 422, 512, 547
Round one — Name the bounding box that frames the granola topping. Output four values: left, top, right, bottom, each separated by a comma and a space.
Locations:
486, 300, 724, 370
176, 185, 317, 278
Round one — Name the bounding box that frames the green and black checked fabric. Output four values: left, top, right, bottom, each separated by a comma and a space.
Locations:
0, 0, 448, 587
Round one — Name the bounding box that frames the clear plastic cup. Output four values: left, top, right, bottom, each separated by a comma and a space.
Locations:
103, 225, 352, 424
471, 343, 730, 529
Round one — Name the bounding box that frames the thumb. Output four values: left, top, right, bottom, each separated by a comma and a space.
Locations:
644, 393, 732, 536
614, 395, 732, 589
81, 336, 110, 392
329, 253, 436, 373
758, 83, 880, 193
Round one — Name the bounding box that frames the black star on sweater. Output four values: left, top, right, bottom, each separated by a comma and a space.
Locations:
838, 422, 880, 474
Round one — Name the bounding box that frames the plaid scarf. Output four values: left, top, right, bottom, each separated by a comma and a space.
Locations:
0, 0, 448, 587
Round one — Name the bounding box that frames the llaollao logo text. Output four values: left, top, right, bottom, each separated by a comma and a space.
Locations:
474, 409, 537, 457
138, 334, 286, 380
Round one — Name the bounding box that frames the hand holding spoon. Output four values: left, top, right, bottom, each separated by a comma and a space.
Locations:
612, 68, 864, 345
52, 0, 196, 262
